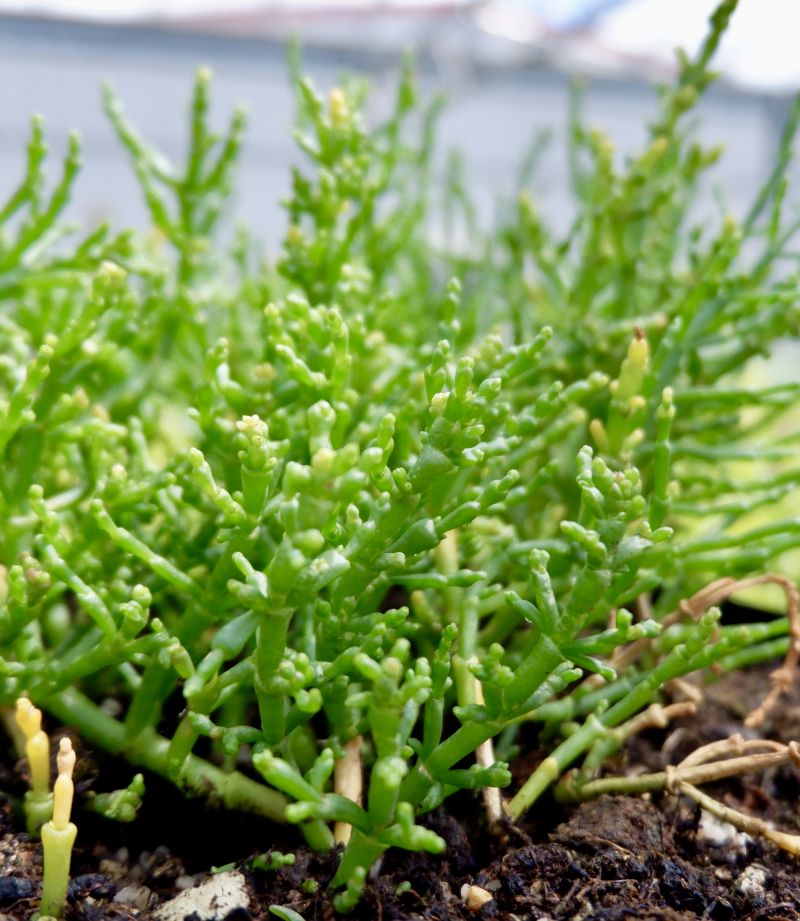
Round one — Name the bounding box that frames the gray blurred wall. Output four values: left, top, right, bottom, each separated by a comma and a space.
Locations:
0, 14, 793, 250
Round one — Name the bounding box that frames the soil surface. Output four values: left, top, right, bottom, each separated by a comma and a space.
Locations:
3, 663, 800, 921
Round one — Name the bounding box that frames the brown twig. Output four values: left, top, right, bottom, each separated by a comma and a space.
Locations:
664, 676, 703, 705
677, 779, 800, 855
621, 701, 697, 739
667, 739, 800, 857
674, 733, 784, 769
560, 739, 795, 801
736, 574, 800, 727
560, 732, 800, 861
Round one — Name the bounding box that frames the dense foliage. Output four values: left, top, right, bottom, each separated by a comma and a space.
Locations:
2, 0, 800, 907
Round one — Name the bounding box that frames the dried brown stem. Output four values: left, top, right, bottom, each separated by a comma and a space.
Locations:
737, 574, 800, 727
664, 677, 703, 704
622, 701, 697, 739
675, 734, 784, 769
561, 733, 800, 861
677, 779, 800, 856
562, 742, 795, 802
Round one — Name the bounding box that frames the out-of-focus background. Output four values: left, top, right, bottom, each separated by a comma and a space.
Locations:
0, 0, 798, 245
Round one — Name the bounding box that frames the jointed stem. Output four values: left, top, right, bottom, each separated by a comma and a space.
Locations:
557, 740, 790, 802
42, 687, 287, 822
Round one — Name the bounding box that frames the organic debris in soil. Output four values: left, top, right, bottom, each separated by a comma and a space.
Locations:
3, 664, 800, 920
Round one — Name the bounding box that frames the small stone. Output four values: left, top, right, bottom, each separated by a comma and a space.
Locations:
697, 809, 749, 855
0, 877, 36, 903
68, 874, 116, 899
461, 884, 494, 911
155, 871, 249, 921
735, 864, 768, 899
114, 884, 157, 911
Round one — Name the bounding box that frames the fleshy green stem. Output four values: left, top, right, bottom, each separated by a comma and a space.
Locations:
42, 687, 287, 821
40, 822, 77, 918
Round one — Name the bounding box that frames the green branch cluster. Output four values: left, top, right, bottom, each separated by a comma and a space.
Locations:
2, 0, 800, 907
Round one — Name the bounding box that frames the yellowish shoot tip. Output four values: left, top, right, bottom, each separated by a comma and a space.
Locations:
52, 738, 76, 832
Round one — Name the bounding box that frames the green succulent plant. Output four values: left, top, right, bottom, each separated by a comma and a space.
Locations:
2, 0, 800, 909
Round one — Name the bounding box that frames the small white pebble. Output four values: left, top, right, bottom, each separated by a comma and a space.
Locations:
697, 809, 750, 855
461, 883, 494, 911
735, 864, 768, 898
155, 871, 249, 921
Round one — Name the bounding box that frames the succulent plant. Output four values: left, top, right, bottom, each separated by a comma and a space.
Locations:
2, 0, 800, 908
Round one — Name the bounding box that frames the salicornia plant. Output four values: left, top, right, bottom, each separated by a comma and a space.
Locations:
40, 737, 78, 920
13, 700, 78, 920
2, 0, 800, 908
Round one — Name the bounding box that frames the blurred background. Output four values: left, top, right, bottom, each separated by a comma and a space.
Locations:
0, 0, 798, 246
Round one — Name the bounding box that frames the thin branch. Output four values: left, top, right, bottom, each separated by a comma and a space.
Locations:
560, 739, 794, 802
560, 732, 800, 862
678, 777, 800, 856
603, 574, 799, 720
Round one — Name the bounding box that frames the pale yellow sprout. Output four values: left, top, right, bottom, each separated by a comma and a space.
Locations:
329, 87, 350, 127
52, 738, 76, 830
610, 334, 650, 402
15, 697, 50, 795
40, 737, 78, 919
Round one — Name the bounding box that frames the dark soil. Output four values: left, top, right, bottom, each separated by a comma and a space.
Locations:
3, 663, 800, 921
